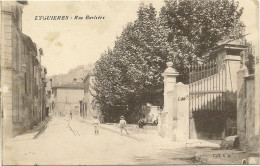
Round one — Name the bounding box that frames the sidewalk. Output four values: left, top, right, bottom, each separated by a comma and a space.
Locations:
79, 117, 256, 164
79, 117, 220, 147
78, 118, 149, 141
10, 117, 51, 142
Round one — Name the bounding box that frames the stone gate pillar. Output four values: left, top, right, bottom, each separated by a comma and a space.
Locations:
162, 62, 179, 114
161, 62, 179, 140
213, 41, 247, 92
160, 62, 190, 141
158, 62, 190, 141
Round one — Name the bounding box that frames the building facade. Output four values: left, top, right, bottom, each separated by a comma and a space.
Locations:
82, 74, 100, 119
52, 79, 84, 117
40, 66, 47, 121
45, 78, 54, 116
1, 1, 47, 139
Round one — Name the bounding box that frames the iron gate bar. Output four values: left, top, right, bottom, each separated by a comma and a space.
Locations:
210, 61, 212, 111
215, 59, 217, 111
203, 64, 205, 109
212, 60, 215, 110
206, 62, 209, 111
223, 55, 227, 111
196, 64, 198, 111
222, 58, 224, 111
189, 91, 226, 94
217, 58, 219, 111
201, 64, 203, 109
189, 58, 226, 113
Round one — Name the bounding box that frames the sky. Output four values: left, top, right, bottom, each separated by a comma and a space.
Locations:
22, 0, 259, 76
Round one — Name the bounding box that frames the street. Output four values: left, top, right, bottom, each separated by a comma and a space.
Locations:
3, 117, 196, 165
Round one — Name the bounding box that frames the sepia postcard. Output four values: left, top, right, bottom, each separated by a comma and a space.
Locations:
0, 0, 259, 165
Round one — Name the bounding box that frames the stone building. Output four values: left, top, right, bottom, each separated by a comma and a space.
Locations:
1, 1, 47, 139
82, 74, 100, 119
45, 78, 54, 116
52, 79, 84, 117
41, 66, 47, 120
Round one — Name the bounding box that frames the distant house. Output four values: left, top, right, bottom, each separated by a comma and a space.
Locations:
52, 79, 84, 117
82, 74, 100, 119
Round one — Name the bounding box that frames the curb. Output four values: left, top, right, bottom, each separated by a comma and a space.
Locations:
33, 117, 51, 139
79, 118, 145, 141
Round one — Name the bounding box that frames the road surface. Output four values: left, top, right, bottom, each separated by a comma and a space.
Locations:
3, 117, 195, 165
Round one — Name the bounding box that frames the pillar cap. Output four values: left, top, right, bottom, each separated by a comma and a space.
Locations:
211, 40, 247, 54
162, 62, 179, 77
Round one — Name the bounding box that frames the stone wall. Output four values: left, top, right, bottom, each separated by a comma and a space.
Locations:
237, 67, 259, 152
1, 1, 23, 139
237, 67, 247, 149
245, 76, 258, 152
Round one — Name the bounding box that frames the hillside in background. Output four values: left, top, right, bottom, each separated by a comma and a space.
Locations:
47, 63, 94, 86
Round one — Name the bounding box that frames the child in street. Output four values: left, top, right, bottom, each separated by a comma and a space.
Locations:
92, 116, 100, 135
119, 116, 129, 135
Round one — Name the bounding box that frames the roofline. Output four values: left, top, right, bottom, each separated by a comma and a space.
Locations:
17, 1, 28, 5
21, 33, 37, 52
211, 43, 247, 53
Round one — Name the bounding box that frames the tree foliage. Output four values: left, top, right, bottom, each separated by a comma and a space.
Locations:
243, 41, 255, 74
93, 0, 245, 123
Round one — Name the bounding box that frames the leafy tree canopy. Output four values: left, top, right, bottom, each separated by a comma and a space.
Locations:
93, 0, 245, 123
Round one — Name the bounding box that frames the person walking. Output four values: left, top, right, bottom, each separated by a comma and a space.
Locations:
92, 116, 100, 135
119, 116, 129, 135
70, 111, 73, 120
99, 113, 105, 123
138, 118, 144, 128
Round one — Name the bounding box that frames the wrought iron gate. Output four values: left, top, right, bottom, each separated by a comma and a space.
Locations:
189, 58, 226, 113
188, 57, 231, 139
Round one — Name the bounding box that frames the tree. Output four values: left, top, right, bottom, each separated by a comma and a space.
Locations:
93, 0, 245, 123
159, 0, 244, 82
243, 41, 255, 74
